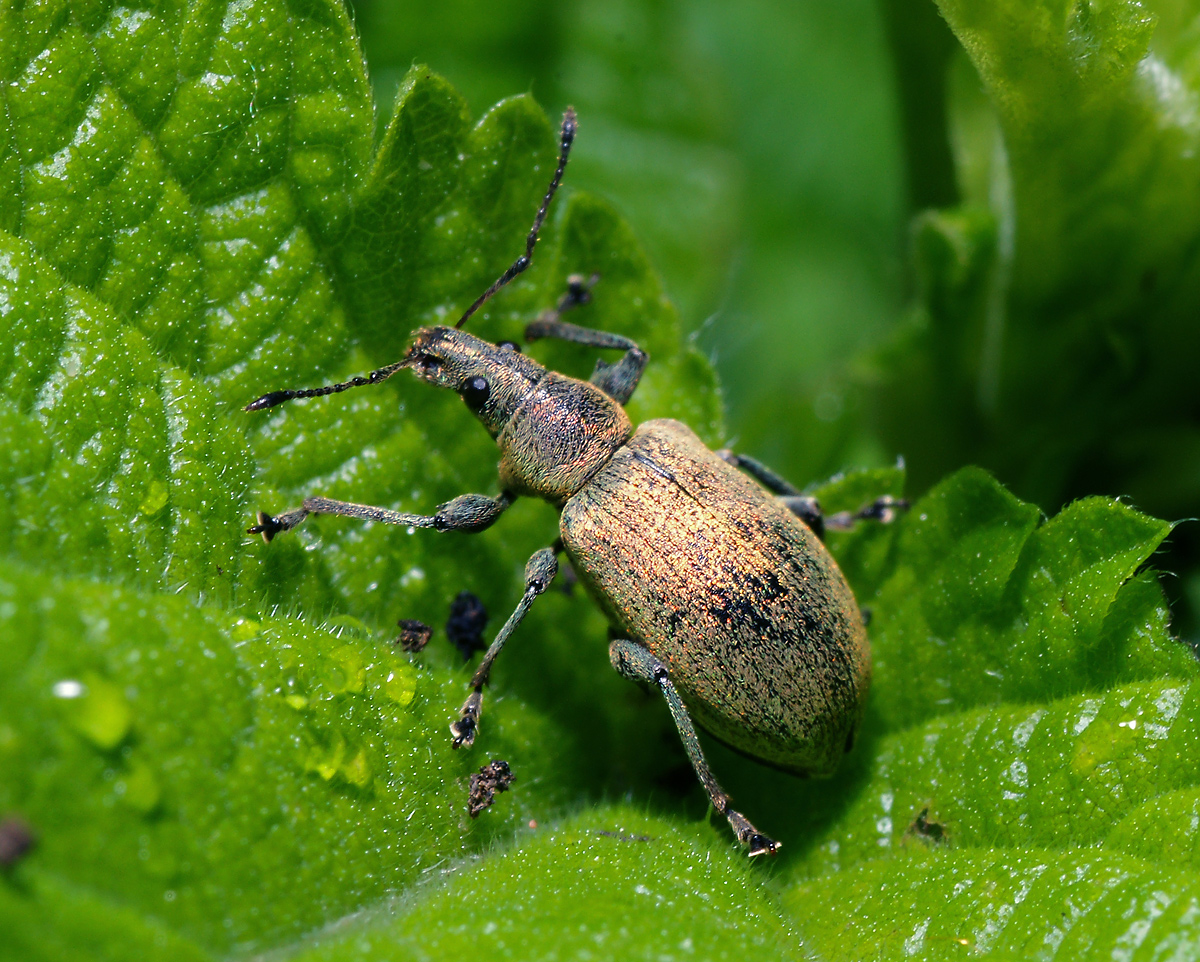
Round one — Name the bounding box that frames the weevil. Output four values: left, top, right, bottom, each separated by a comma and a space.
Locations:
245, 109, 902, 855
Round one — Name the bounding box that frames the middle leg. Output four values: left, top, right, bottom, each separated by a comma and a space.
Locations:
450, 546, 559, 748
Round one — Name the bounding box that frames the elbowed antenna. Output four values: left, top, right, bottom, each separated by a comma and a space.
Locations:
455, 107, 578, 330
242, 107, 579, 414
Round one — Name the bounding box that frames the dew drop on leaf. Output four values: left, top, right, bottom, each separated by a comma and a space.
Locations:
325, 646, 365, 694
56, 675, 133, 750
384, 666, 416, 707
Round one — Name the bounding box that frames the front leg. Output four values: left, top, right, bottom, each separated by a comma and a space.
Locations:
609, 638, 779, 857
525, 275, 648, 405
248, 491, 514, 542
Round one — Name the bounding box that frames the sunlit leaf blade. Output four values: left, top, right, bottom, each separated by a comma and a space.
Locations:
789, 846, 1200, 962
0, 559, 574, 952
863, 469, 1189, 731
281, 806, 807, 962
1, 0, 1197, 958
789, 678, 1199, 878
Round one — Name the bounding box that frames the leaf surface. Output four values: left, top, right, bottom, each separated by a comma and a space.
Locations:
1, 2, 1197, 960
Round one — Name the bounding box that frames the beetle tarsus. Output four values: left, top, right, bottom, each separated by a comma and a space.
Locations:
449, 717, 475, 748
451, 690, 483, 748
726, 809, 780, 857
746, 833, 781, 858
556, 272, 599, 313
247, 511, 279, 542
826, 494, 910, 531
247, 508, 308, 542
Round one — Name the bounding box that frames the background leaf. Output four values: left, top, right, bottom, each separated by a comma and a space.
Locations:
2, 0, 1199, 959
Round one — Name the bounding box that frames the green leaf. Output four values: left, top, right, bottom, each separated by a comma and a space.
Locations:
870, 0, 1200, 521
2, 2, 1197, 960
282, 806, 806, 962
789, 678, 1199, 877
866, 469, 1187, 730
0, 559, 576, 950
790, 847, 1200, 961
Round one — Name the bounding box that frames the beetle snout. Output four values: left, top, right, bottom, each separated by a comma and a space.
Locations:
405, 350, 441, 375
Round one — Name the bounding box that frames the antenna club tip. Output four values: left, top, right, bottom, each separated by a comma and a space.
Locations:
245, 391, 290, 412
562, 107, 578, 140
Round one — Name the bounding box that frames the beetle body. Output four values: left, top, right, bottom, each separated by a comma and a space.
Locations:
562, 419, 869, 776
246, 110, 889, 855
403, 326, 869, 776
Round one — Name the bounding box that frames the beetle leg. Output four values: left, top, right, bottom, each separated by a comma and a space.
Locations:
248, 492, 514, 542
525, 302, 648, 405
777, 496, 826, 539
779, 493, 908, 540
823, 495, 909, 531
717, 450, 908, 540
608, 638, 780, 858
450, 547, 559, 748
717, 450, 828, 538
716, 450, 800, 495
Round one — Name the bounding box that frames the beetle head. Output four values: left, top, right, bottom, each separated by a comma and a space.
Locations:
404, 326, 547, 437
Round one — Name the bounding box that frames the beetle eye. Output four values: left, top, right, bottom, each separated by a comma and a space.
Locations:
460, 376, 490, 410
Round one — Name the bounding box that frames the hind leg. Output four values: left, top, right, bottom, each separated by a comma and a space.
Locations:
609, 638, 779, 857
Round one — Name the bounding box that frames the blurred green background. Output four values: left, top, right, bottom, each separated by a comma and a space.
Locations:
348, 0, 1200, 641
350, 0, 906, 478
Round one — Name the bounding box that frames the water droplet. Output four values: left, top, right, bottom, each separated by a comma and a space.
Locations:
231, 619, 259, 642
384, 667, 416, 707
58, 676, 132, 749
53, 679, 85, 699
306, 729, 346, 780
325, 646, 364, 694
340, 747, 372, 788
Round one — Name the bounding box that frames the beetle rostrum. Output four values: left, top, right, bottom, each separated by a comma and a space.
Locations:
245, 108, 903, 856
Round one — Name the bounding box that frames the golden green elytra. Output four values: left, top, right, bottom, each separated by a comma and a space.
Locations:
245, 109, 901, 855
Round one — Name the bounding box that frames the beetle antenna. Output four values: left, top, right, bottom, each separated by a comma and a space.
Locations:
455, 107, 577, 330
243, 109, 577, 414
243, 359, 410, 412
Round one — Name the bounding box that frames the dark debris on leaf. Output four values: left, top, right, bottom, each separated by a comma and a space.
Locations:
395, 619, 432, 652
468, 760, 515, 818
907, 807, 946, 844
446, 590, 488, 660
0, 816, 35, 868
